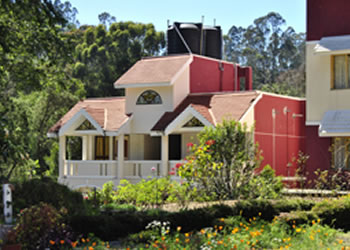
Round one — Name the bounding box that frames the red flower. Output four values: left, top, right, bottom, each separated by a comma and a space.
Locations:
205, 139, 215, 146
175, 163, 183, 169
186, 142, 194, 148
169, 171, 176, 175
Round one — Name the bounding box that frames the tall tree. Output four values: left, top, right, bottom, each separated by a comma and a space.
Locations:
72, 21, 166, 97
0, 0, 84, 180
224, 12, 305, 96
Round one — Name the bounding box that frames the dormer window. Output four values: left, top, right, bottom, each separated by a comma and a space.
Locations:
332, 54, 350, 89
136, 90, 162, 105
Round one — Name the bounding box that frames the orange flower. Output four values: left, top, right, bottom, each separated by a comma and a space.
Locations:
81, 238, 86, 243
86, 238, 90, 242
92, 242, 97, 246
88, 247, 94, 250
49, 240, 55, 245
219, 226, 223, 230
185, 238, 190, 243
175, 238, 179, 243
60, 240, 65, 244
161, 236, 165, 241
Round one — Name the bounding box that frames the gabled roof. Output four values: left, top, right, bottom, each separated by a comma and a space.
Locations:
114, 54, 192, 88
48, 97, 129, 134
152, 91, 259, 131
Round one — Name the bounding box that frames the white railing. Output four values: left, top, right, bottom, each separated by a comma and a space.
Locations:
124, 160, 162, 178
64, 160, 118, 177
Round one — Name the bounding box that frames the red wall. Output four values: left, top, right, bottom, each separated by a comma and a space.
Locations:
307, 0, 350, 41
304, 126, 331, 182
254, 94, 332, 185
189, 55, 253, 93
254, 94, 306, 177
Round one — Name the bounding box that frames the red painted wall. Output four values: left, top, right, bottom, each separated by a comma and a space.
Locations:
307, 0, 350, 41
254, 93, 332, 184
304, 126, 331, 182
254, 94, 306, 177
189, 55, 253, 93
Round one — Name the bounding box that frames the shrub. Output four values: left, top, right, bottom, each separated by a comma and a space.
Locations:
313, 168, 350, 191
10, 202, 76, 249
248, 165, 284, 199
12, 177, 90, 215
178, 120, 286, 200
312, 195, 350, 230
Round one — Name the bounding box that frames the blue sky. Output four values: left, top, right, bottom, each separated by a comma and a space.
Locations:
69, 0, 306, 35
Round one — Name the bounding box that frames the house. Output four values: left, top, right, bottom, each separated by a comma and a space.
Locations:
305, 0, 350, 178
48, 51, 309, 189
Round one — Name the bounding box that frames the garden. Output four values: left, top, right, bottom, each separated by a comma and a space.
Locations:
2, 120, 350, 249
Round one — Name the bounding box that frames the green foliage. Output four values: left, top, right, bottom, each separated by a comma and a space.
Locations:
178, 120, 277, 200
90, 178, 202, 208
72, 21, 166, 97
12, 177, 89, 216
312, 195, 350, 230
313, 169, 350, 191
10, 202, 75, 249
69, 198, 316, 241
224, 12, 305, 96
248, 165, 284, 199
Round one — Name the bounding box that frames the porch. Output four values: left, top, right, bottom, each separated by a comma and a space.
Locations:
58, 133, 195, 189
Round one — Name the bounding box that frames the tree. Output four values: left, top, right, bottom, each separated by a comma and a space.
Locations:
0, 0, 84, 181
178, 120, 262, 200
72, 21, 166, 97
98, 11, 116, 28
224, 12, 305, 96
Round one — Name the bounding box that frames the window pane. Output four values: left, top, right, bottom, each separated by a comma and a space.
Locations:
334, 138, 346, 168
334, 55, 346, 89
136, 90, 162, 105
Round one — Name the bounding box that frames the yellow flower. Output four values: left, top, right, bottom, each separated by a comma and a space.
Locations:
200, 229, 205, 234
339, 239, 344, 244
177, 226, 182, 231
258, 212, 262, 216
312, 220, 316, 225
220, 218, 225, 222
217, 240, 223, 245
185, 233, 189, 237
176, 238, 179, 243
185, 238, 190, 243
296, 228, 301, 233
310, 235, 314, 240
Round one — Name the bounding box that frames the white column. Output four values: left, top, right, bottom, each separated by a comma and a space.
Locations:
82, 136, 88, 160
161, 135, 169, 176
88, 135, 94, 160
109, 136, 113, 161
118, 134, 125, 178
59, 135, 66, 177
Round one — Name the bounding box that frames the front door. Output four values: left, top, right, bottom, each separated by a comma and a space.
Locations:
169, 134, 181, 160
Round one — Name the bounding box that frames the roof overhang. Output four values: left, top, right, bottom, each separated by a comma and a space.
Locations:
319, 110, 350, 137
163, 105, 213, 135
314, 35, 350, 55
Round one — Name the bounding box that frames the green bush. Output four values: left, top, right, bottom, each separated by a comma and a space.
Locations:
312, 195, 350, 230
10, 202, 76, 249
12, 177, 90, 215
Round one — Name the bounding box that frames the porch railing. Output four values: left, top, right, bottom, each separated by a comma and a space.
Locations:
64, 160, 118, 177
124, 160, 162, 178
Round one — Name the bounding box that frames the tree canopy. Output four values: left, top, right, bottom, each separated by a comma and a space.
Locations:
224, 12, 305, 96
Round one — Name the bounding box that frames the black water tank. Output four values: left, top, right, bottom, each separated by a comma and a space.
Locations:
203, 25, 222, 59
167, 22, 201, 55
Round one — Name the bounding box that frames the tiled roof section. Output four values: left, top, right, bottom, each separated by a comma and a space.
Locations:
152, 91, 259, 131
114, 55, 191, 87
48, 97, 128, 133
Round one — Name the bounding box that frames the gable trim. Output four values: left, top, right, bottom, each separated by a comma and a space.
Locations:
164, 105, 213, 135
239, 93, 263, 122
58, 109, 104, 137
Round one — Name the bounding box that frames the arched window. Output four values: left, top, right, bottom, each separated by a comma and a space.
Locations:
136, 90, 162, 105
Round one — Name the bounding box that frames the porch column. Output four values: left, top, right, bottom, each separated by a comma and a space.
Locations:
88, 135, 94, 160
59, 135, 66, 177
109, 136, 113, 161
118, 134, 124, 178
82, 136, 88, 160
161, 135, 169, 176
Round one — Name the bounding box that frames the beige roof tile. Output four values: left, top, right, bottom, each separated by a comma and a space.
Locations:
114, 55, 191, 87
